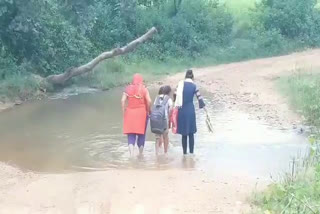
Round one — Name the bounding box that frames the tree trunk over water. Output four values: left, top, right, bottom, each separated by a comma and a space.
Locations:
45, 27, 157, 85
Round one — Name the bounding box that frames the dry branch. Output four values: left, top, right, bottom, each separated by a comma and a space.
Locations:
46, 27, 157, 85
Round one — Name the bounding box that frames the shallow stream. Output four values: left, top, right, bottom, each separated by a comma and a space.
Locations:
0, 88, 308, 178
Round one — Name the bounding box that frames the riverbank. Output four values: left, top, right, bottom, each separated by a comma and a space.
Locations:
2, 48, 320, 118
0, 50, 319, 213
0, 102, 14, 113
252, 73, 320, 214
0, 59, 185, 114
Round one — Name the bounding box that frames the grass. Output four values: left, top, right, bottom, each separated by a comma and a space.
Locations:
277, 72, 320, 127
0, 73, 45, 102
74, 42, 258, 91
252, 71, 320, 214
252, 166, 320, 214
76, 35, 305, 92
74, 58, 188, 90
0, 34, 305, 103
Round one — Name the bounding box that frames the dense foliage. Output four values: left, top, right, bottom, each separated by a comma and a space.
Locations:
1, 0, 320, 100
253, 0, 320, 45
0, 0, 232, 78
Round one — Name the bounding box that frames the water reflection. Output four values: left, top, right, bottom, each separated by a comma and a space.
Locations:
0, 88, 309, 177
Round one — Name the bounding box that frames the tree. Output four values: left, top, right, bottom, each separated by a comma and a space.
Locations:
173, 0, 182, 16
46, 27, 157, 85
254, 0, 320, 42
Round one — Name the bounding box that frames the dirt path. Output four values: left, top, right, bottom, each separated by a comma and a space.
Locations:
1, 49, 320, 214
163, 49, 320, 129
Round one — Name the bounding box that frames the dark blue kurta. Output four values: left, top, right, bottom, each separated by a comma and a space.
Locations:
177, 82, 205, 136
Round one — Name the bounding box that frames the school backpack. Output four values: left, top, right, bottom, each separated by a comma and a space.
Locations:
150, 95, 170, 134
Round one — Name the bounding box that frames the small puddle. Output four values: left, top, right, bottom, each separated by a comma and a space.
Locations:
0, 88, 309, 177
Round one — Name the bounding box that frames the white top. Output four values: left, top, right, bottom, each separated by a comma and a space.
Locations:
154, 95, 173, 120
175, 78, 193, 107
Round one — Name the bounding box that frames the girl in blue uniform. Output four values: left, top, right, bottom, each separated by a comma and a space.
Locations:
174, 69, 205, 155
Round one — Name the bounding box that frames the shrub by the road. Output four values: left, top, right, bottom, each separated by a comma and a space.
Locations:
1, 0, 320, 100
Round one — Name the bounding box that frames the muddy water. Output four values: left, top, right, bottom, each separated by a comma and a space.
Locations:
0, 88, 308, 177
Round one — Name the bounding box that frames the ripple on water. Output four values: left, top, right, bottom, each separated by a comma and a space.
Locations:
0, 90, 309, 177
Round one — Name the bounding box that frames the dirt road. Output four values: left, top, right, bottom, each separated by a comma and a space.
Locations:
165, 49, 320, 129
1, 49, 320, 214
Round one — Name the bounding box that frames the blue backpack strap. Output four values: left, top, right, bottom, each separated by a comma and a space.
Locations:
162, 95, 170, 105
154, 96, 161, 106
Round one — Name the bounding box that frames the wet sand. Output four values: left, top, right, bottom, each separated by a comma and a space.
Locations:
0, 163, 261, 214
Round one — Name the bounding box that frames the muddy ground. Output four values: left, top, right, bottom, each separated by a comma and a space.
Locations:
1, 49, 320, 214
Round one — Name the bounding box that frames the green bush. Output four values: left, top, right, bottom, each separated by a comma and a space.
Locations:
0, 73, 42, 101
2, 0, 320, 102
1, 0, 94, 76
0, 45, 19, 79
253, 0, 320, 45
127, 0, 234, 60
253, 168, 320, 214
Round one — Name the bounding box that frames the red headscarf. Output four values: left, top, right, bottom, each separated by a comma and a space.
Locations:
125, 73, 145, 98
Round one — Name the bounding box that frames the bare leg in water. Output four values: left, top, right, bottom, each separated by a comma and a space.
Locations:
163, 132, 169, 154
155, 135, 163, 156
129, 144, 135, 158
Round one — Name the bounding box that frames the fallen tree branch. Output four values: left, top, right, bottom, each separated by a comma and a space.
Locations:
46, 27, 157, 85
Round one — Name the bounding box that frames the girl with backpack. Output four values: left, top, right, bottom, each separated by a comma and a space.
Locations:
122, 74, 152, 158
150, 85, 173, 156
174, 69, 206, 155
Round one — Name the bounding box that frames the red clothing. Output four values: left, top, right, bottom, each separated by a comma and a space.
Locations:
123, 74, 149, 134
171, 107, 178, 134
